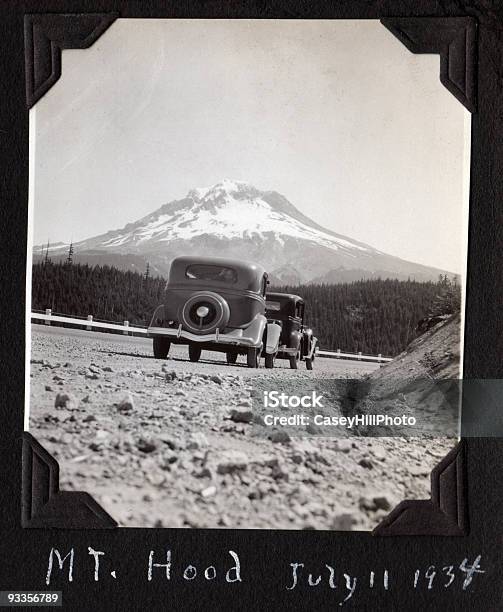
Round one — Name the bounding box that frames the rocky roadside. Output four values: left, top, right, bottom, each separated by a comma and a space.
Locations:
29, 329, 455, 530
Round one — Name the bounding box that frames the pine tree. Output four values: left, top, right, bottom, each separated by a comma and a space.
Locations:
65, 242, 74, 266
43, 240, 51, 265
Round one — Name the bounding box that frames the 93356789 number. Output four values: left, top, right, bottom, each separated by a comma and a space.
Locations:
0, 592, 61, 607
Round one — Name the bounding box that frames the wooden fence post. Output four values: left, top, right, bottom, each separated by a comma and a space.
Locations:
86, 315, 93, 331
45, 308, 51, 325
123, 320, 129, 336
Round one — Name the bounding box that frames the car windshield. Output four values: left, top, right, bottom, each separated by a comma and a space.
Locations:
185, 264, 237, 284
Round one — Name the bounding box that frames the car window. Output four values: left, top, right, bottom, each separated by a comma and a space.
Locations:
185, 264, 237, 284
266, 300, 282, 311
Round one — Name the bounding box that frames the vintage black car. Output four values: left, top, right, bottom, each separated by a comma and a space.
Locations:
265, 292, 318, 369
148, 256, 282, 368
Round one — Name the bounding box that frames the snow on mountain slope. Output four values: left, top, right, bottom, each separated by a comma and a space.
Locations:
33, 180, 452, 283
85, 180, 375, 254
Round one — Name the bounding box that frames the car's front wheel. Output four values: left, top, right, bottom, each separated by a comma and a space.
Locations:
153, 337, 171, 359
188, 344, 202, 362
247, 347, 260, 368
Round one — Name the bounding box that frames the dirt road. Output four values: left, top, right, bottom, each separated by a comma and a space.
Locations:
28, 324, 455, 530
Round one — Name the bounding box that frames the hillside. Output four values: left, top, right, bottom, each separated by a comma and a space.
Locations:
345, 313, 462, 437
31, 262, 459, 356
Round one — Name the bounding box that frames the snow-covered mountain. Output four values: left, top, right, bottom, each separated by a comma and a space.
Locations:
34, 179, 452, 284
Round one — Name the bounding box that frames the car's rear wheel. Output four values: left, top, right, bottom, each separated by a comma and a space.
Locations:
289, 351, 299, 369
226, 352, 238, 365
264, 352, 275, 369
188, 344, 202, 362
247, 347, 260, 368
153, 337, 170, 359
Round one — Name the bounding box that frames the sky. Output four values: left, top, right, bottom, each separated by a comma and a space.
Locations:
32, 19, 469, 273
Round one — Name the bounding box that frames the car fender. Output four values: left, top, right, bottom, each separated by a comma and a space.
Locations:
265, 322, 282, 354
290, 330, 303, 351
302, 328, 314, 356
307, 335, 319, 359
242, 313, 267, 348
149, 304, 165, 328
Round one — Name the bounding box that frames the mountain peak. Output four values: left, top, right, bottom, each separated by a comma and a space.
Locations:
188, 179, 259, 201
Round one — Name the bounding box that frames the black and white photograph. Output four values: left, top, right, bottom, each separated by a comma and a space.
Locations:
27, 19, 469, 530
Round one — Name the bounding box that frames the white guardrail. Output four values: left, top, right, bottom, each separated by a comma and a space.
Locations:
31, 309, 392, 363
31, 309, 148, 335
317, 349, 392, 363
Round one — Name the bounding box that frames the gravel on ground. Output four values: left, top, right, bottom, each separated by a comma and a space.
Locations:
28, 324, 456, 530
